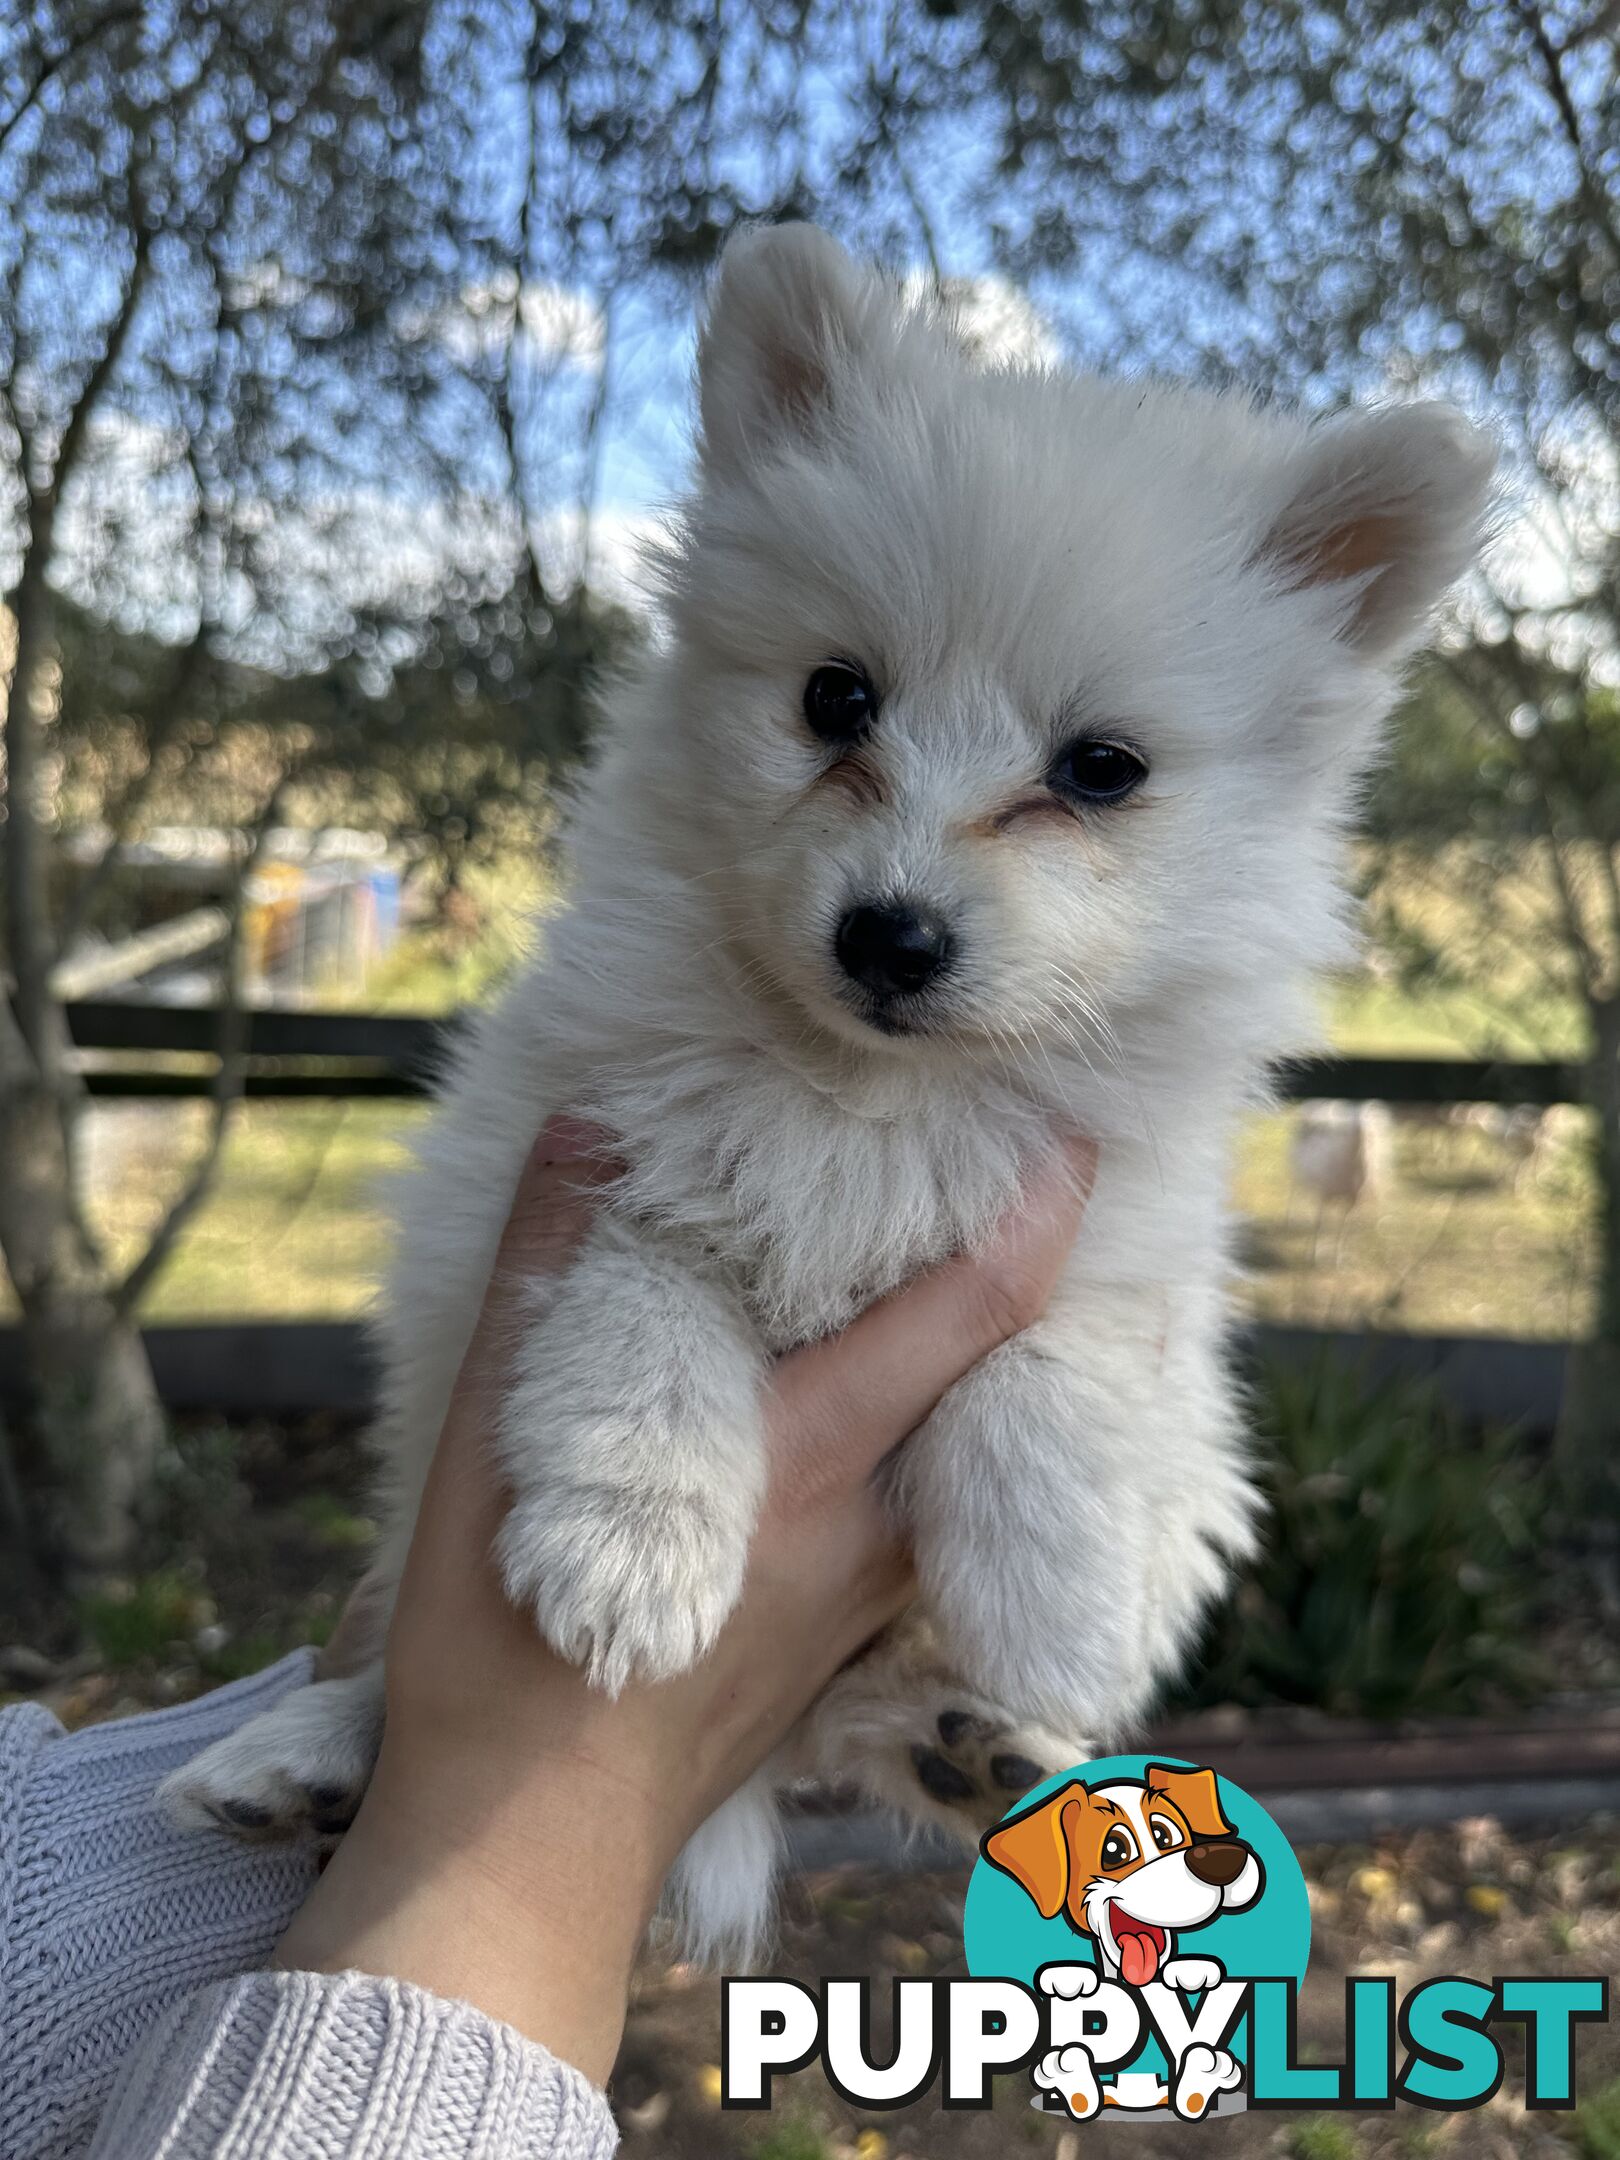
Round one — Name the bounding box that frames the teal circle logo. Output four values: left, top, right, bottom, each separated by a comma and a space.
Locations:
964, 1755, 1310, 2122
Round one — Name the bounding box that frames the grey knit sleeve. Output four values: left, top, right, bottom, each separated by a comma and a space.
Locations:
87, 1969, 619, 2160
1, 1653, 322, 2160
0, 1661, 618, 2160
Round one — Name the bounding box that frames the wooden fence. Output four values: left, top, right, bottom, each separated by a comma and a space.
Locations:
8, 999, 1575, 1427
64, 998, 1586, 1106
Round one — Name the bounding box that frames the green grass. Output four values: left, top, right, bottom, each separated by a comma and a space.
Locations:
1345, 838, 1591, 1060
81, 1569, 211, 1662
751, 2123, 833, 2160
289, 1491, 377, 1550
1573, 2076, 1620, 2160
1284, 2121, 1365, 2160
1234, 1100, 1595, 1340
1327, 954, 1584, 1059
96, 1078, 1592, 1339
321, 857, 552, 1015
85, 1097, 425, 1319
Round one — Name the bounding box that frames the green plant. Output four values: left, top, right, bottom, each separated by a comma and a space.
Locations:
290, 1492, 376, 1552
150, 1420, 247, 1550
1573, 2076, 1620, 2160
1285, 2120, 1364, 2160
197, 1631, 284, 1684
1548, 1911, 1580, 1954
80, 1569, 208, 1664
752, 2119, 832, 2160
1182, 1358, 1550, 1717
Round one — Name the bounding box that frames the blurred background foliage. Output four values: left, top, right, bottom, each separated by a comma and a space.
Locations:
1186, 1358, 1552, 1717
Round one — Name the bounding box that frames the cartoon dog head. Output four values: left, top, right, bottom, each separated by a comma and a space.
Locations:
983, 1763, 1263, 1988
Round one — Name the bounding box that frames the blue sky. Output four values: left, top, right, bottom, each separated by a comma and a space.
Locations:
9, 0, 1590, 666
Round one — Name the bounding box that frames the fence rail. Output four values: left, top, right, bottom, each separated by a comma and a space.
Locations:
29, 999, 1581, 1431
66, 1000, 1585, 1106
0, 1318, 1569, 1425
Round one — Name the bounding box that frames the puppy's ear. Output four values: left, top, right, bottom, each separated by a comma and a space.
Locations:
697, 223, 876, 477
982, 1782, 1083, 1920
1253, 404, 1495, 656
1145, 1763, 1234, 1842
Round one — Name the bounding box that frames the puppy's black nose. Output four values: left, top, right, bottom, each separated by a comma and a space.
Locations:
835, 901, 955, 998
1186, 1839, 1251, 1888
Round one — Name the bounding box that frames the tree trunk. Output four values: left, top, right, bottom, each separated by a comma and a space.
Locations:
15, 1291, 165, 1581
0, 217, 168, 1592
1556, 992, 1620, 1535
0, 1004, 163, 1585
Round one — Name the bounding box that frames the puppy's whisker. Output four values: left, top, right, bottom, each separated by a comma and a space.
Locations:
1019, 985, 1154, 1160
1039, 981, 1162, 1171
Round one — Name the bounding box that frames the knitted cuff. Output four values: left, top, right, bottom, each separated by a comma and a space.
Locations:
0, 1653, 320, 2160
88, 1968, 620, 2160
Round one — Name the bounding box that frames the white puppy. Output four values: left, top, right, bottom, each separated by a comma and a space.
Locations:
161, 225, 1492, 1963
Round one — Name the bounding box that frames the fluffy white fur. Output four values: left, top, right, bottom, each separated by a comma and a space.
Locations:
161, 225, 1493, 1963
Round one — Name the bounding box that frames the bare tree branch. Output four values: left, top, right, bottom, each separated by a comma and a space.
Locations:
3, 213, 154, 1067
49, 18, 359, 969
870, 51, 946, 294
0, 4, 143, 163
1443, 649, 1609, 1000
578, 289, 614, 592
54, 638, 214, 957
1512, 0, 1620, 268
496, 34, 556, 624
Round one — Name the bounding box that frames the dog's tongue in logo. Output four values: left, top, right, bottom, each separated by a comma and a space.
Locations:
1111, 1914, 1166, 1987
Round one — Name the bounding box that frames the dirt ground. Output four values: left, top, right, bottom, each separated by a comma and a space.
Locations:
617, 1825, 1620, 2160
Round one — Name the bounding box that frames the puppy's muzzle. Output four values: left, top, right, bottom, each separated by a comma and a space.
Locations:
834, 898, 956, 1000
1185, 1838, 1253, 1888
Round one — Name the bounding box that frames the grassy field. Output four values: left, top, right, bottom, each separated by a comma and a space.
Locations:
67, 851, 1600, 1339
77, 1086, 1597, 1340
1234, 1103, 1595, 1339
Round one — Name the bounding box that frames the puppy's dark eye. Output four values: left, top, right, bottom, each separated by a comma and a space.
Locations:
1148, 1814, 1183, 1853
1050, 738, 1148, 805
804, 662, 877, 745
1101, 1828, 1139, 1870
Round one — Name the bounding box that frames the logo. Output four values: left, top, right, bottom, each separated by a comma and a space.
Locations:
721, 1752, 1608, 2118
967, 1754, 1307, 2120
964, 1753, 1607, 2123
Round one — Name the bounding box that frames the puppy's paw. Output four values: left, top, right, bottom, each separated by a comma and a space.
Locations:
809, 1654, 1086, 1843
1039, 1962, 1101, 2000
1161, 1954, 1224, 1994
1172, 2041, 1242, 2120
1034, 2044, 1101, 2121
496, 1482, 747, 1693
906, 1698, 1086, 1836
158, 1674, 382, 1843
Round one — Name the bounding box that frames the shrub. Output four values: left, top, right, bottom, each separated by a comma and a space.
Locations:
1182, 1357, 1549, 1717
752, 2120, 832, 2160
1574, 2076, 1620, 2160
1284, 2121, 1364, 2160
80, 1569, 209, 1665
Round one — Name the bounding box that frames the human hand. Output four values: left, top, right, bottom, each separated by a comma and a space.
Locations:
277, 1114, 1095, 2080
